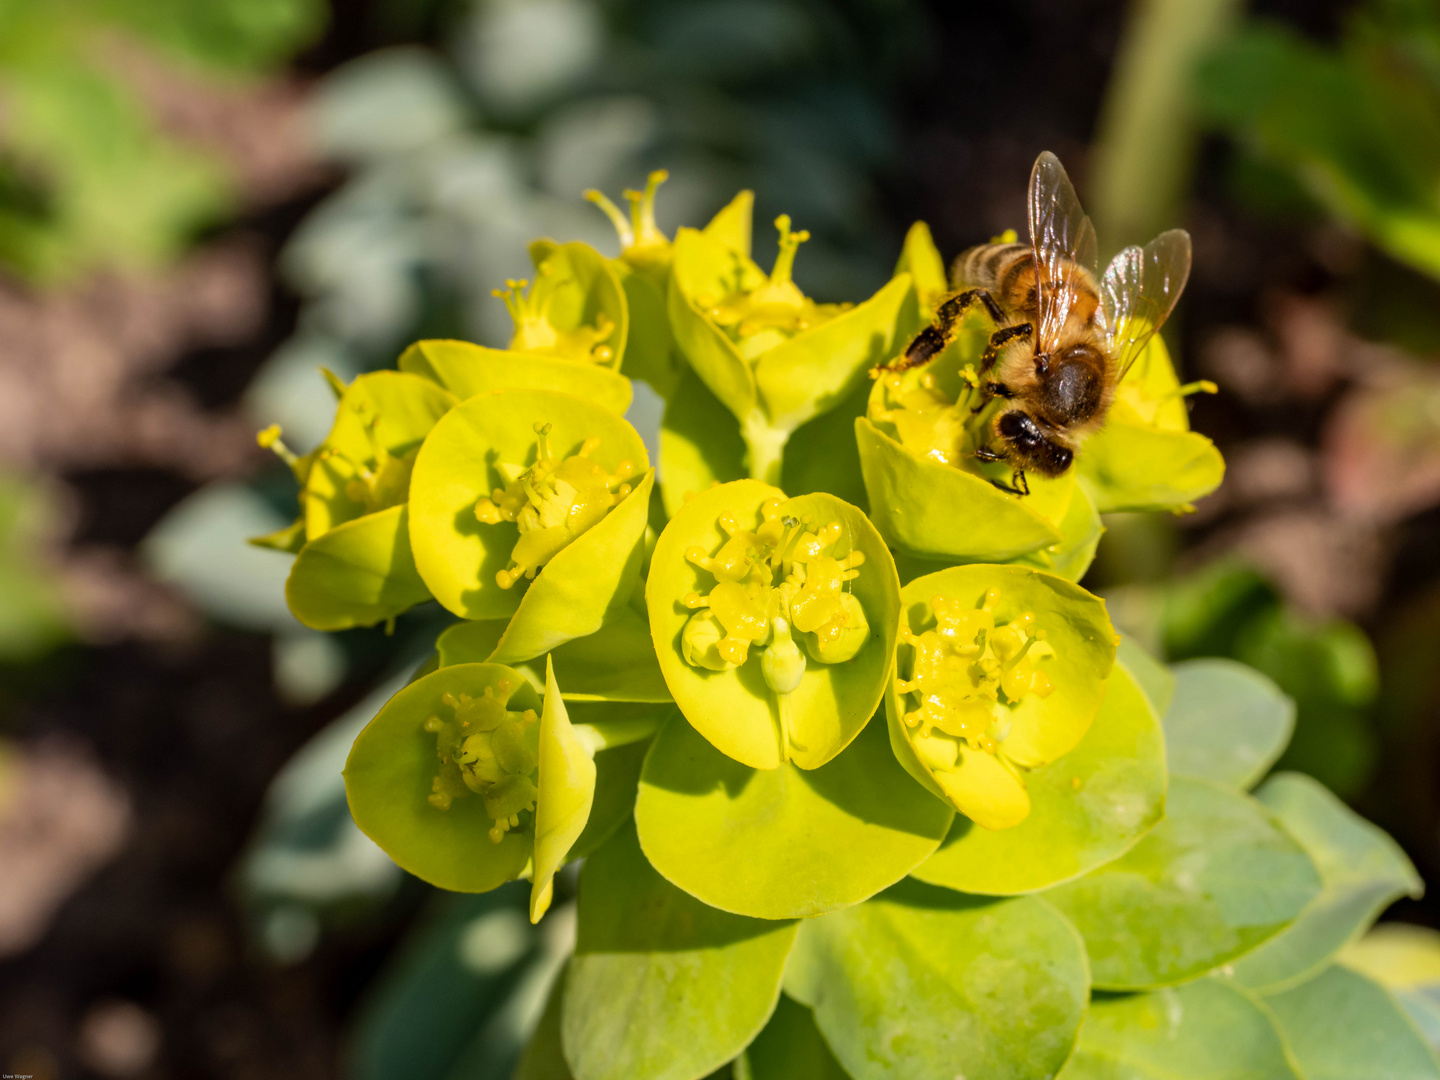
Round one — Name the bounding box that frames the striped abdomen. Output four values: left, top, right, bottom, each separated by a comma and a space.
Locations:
951, 243, 1101, 330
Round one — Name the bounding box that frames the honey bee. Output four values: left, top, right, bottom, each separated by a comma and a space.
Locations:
877, 151, 1192, 495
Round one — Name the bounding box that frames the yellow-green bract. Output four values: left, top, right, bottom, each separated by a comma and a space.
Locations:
281, 370, 456, 629
646, 479, 900, 771
399, 338, 633, 416
407, 388, 652, 660
885, 563, 1116, 830
667, 215, 917, 483
343, 660, 650, 913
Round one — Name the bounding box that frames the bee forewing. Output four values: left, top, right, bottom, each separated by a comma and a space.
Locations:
1107, 229, 1193, 383
1028, 151, 1098, 354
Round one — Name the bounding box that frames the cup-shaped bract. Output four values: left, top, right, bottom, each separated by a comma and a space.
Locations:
495, 241, 628, 370
647, 479, 900, 771
345, 663, 545, 892
303, 371, 458, 540
1077, 334, 1225, 512
399, 338, 633, 416
264, 370, 457, 629
408, 389, 652, 648
667, 216, 915, 482
345, 661, 617, 906
285, 504, 432, 631
885, 564, 1116, 830
858, 335, 1076, 562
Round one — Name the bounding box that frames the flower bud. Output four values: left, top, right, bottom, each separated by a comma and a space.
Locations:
804, 591, 869, 664
681, 610, 738, 671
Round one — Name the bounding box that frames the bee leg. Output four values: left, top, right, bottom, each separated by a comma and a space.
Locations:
973, 447, 1030, 496
970, 381, 1015, 414
978, 322, 1033, 372
872, 289, 1002, 377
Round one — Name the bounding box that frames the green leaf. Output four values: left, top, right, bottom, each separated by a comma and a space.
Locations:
407, 388, 650, 621
344, 664, 541, 893
437, 607, 672, 703
1261, 965, 1440, 1080
531, 658, 596, 922
1078, 401, 1226, 513
613, 261, 681, 398
561, 821, 797, 1080
634, 709, 952, 919
886, 563, 1116, 830
516, 974, 574, 1080
350, 887, 544, 1080
1116, 634, 1176, 717
892, 221, 947, 312
305, 371, 458, 540
1165, 659, 1295, 788
780, 377, 871, 513
912, 660, 1165, 895
1042, 776, 1323, 989
1227, 772, 1422, 992
855, 416, 1063, 561
286, 505, 431, 630
488, 471, 655, 664
398, 339, 633, 416
784, 880, 1089, 1080
569, 735, 650, 861
1057, 979, 1299, 1080
735, 995, 849, 1080
659, 366, 747, 519
249, 516, 306, 554
646, 481, 901, 771
752, 274, 915, 435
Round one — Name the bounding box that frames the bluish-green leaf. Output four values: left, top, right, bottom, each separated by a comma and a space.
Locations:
1042, 776, 1323, 989
784, 879, 1088, 1080
1165, 659, 1295, 788
561, 821, 796, 1080
1261, 965, 1440, 1080
1057, 979, 1299, 1080
1227, 772, 1422, 992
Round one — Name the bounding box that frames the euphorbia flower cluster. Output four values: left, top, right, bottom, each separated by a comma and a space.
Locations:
248, 164, 1429, 1080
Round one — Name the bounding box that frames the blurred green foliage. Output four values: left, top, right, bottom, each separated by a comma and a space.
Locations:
1196, 0, 1440, 282
0, 474, 68, 661
0, 0, 326, 283
256, 0, 922, 441
1115, 560, 1381, 800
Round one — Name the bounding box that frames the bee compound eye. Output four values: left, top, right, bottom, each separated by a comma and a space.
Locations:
997, 410, 1044, 449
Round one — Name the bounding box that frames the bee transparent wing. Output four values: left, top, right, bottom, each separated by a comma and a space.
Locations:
1029, 151, 1098, 354
1100, 228, 1192, 382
